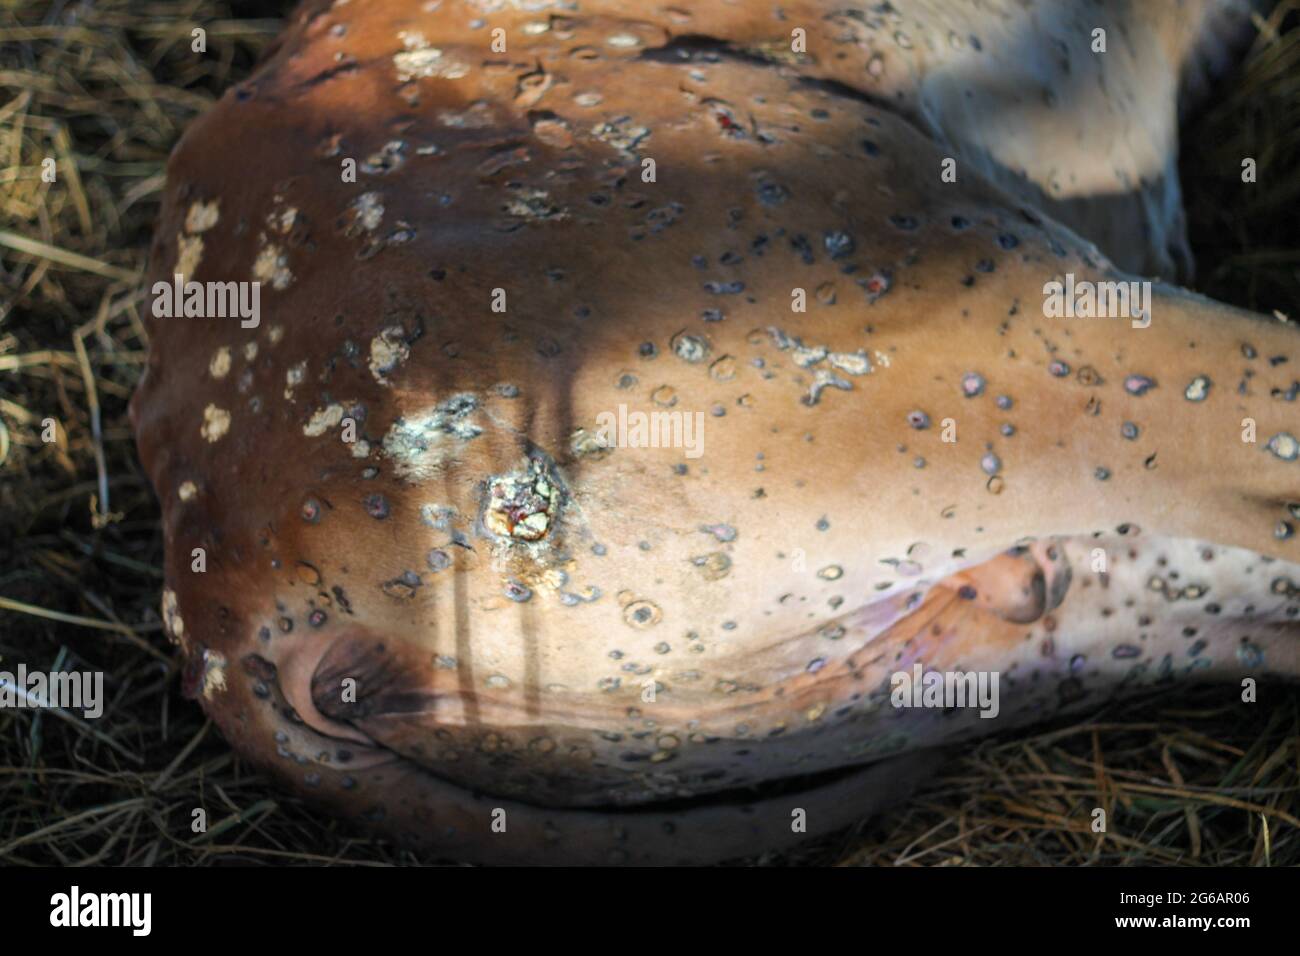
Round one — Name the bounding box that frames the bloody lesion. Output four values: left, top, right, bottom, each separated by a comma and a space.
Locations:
483, 452, 562, 542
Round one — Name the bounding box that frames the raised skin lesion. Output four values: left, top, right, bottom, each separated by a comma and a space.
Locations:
483, 452, 562, 542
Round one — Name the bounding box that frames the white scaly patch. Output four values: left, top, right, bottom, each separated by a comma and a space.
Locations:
394, 31, 468, 81
178, 481, 198, 502
382, 393, 483, 481
350, 192, 385, 232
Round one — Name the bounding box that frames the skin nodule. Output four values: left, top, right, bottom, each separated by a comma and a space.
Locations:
129, 0, 1298, 864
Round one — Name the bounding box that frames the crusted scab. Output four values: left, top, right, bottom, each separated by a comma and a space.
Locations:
195, 649, 228, 700
252, 240, 292, 290
591, 116, 650, 154
381, 393, 481, 481
303, 401, 358, 437
394, 30, 468, 81
483, 453, 562, 543
570, 427, 614, 460
177, 480, 198, 502
175, 234, 203, 279
209, 346, 232, 379
1184, 375, 1212, 402
828, 351, 871, 375
504, 188, 567, 221
200, 404, 231, 442
804, 368, 852, 406
671, 330, 710, 363
1265, 433, 1298, 462
162, 588, 184, 645
767, 327, 871, 383
347, 192, 385, 235
184, 198, 220, 234
368, 326, 411, 385
362, 141, 407, 176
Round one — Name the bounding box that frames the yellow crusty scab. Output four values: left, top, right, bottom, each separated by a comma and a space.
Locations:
303, 402, 347, 437
208, 346, 232, 379
200, 404, 231, 442
184, 199, 220, 234
161, 588, 184, 645
175, 234, 203, 279
200, 649, 227, 700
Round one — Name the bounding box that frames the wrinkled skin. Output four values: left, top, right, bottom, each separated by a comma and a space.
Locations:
130, 0, 1299, 864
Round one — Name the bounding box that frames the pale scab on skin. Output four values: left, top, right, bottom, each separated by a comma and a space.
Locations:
175, 234, 203, 279
369, 327, 410, 385
284, 361, 307, 400
394, 30, 468, 81
351, 192, 385, 232
266, 324, 284, 346
504, 188, 568, 221
185, 199, 220, 234
303, 402, 347, 437
200, 404, 231, 442
382, 393, 482, 481
201, 650, 228, 700
178, 480, 198, 502
267, 203, 298, 236
253, 241, 293, 290
209, 346, 232, 379
162, 588, 184, 644
243, 341, 259, 361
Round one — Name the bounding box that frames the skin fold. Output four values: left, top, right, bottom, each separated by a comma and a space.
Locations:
129, 0, 1298, 863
